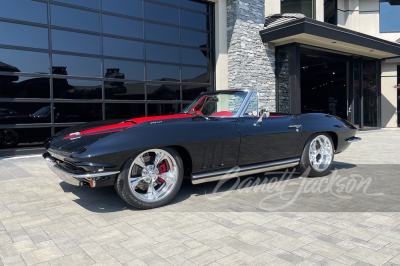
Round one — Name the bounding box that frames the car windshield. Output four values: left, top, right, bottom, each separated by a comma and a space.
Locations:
32, 106, 51, 117
181, 91, 248, 117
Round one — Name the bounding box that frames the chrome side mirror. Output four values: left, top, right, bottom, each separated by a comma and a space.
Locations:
254, 108, 270, 126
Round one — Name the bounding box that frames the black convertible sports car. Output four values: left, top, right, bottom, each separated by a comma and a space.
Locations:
43, 89, 361, 209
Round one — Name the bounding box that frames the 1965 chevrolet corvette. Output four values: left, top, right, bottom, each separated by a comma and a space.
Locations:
43, 89, 360, 209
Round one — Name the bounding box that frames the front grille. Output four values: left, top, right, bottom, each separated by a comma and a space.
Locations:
61, 161, 86, 174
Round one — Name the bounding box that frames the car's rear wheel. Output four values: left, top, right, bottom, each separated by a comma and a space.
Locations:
297, 133, 334, 177
115, 147, 183, 209
0, 129, 19, 148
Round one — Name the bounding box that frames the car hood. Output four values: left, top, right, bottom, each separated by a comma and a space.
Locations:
46, 114, 192, 154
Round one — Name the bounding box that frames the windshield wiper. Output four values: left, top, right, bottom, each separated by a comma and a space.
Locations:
182, 111, 209, 120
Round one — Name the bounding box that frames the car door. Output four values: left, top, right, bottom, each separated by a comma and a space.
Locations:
236, 114, 302, 166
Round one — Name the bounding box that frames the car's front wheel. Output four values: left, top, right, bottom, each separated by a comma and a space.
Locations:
297, 133, 334, 177
115, 147, 183, 209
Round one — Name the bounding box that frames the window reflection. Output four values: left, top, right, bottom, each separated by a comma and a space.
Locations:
181, 30, 209, 48
181, 0, 209, 12
182, 84, 210, 100
0, 76, 50, 98
145, 23, 179, 44
182, 48, 209, 66
148, 103, 180, 116
53, 79, 102, 99
0, 49, 49, 73
51, 5, 100, 32
0, 102, 51, 124
0, 0, 47, 24
103, 15, 143, 39
181, 10, 210, 30
182, 66, 209, 83
52, 54, 101, 77
0, 127, 51, 150
380, 0, 400, 32
52, 30, 101, 54
102, 0, 142, 18
54, 103, 103, 123
146, 43, 179, 63
0, 22, 48, 49
56, 0, 99, 9
105, 81, 145, 100
146, 63, 180, 81
145, 2, 179, 25
103, 37, 143, 59
104, 59, 144, 80
281, 0, 314, 18
147, 83, 180, 100
105, 103, 145, 119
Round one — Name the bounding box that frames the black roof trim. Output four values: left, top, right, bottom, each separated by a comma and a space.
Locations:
259, 18, 400, 57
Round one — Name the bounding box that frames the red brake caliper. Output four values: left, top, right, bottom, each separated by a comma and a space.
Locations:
157, 160, 169, 182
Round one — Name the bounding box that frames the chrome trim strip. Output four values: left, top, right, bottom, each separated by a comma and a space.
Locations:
346, 137, 362, 142
191, 158, 300, 185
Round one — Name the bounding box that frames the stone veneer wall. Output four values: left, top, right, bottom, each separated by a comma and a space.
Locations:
226, 0, 276, 111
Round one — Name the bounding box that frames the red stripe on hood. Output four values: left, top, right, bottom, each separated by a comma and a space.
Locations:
63, 114, 191, 139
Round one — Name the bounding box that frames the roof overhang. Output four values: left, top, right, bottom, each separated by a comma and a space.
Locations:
260, 18, 400, 59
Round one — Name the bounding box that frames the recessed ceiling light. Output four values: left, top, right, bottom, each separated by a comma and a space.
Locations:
332, 42, 336, 43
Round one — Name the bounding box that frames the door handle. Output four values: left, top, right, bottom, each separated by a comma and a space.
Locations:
288, 125, 301, 132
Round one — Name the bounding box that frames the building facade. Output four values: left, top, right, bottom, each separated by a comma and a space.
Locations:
0, 0, 399, 154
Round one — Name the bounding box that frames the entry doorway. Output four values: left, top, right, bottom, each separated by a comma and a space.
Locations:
300, 47, 349, 121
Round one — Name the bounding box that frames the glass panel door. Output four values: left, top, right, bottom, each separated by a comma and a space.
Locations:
362, 59, 379, 129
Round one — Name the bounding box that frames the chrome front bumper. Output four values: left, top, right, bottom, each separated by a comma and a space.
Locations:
43, 153, 120, 187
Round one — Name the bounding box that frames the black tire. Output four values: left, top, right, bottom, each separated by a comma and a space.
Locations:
296, 133, 334, 177
114, 147, 184, 209
0, 129, 19, 148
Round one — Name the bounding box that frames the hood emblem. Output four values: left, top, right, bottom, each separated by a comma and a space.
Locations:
67, 132, 82, 140
150, 121, 162, 124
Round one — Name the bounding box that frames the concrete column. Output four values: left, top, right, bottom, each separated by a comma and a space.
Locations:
227, 0, 276, 111
265, 0, 280, 16
214, 0, 229, 90
381, 62, 398, 128
315, 0, 324, 22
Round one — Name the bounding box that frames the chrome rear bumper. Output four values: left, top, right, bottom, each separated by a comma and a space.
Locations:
43, 153, 120, 187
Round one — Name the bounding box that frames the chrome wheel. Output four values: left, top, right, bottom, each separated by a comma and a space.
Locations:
128, 149, 178, 202
309, 135, 333, 172
0, 130, 18, 147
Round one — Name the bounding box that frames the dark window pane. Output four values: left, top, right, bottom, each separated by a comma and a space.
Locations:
0, 0, 47, 24
105, 103, 145, 119
146, 63, 180, 81
146, 44, 179, 63
181, 10, 210, 30
103, 15, 143, 39
52, 30, 100, 54
0, 102, 51, 124
104, 59, 144, 80
0, 76, 50, 98
54, 103, 102, 123
52, 54, 101, 77
148, 103, 180, 116
181, 29, 209, 48
105, 82, 144, 100
102, 0, 142, 18
56, 0, 99, 9
0, 22, 48, 49
145, 23, 179, 44
324, 0, 337, 25
147, 83, 180, 100
51, 5, 100, 32
182, 66, 209, 83
380, 1, 400, 32
153, 0, 178, 5
145, 2, 179, 25
181, 0, 209, 12
182, 84, 210, 100
0, 49, 49, 73
281, 0, 313, 18
53, 79, 102, 99
182, 48, 209, 66
103, 37, 143, 59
